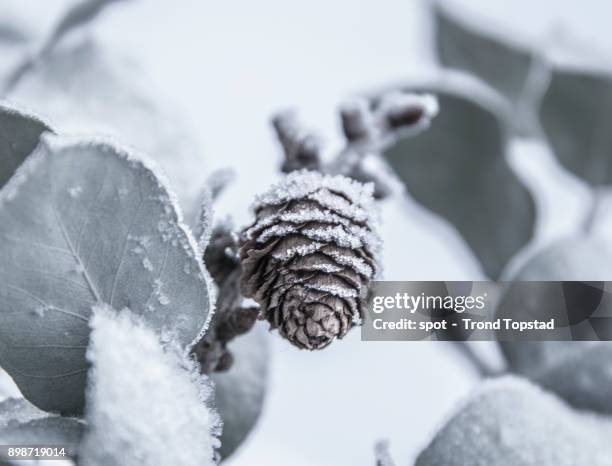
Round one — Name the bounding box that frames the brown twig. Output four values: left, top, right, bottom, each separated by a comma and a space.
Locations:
272, 111, 322, 173
192, 221, 259, 373
272, 91, 438, 200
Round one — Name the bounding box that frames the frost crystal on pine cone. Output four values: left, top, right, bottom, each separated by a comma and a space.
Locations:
240, 170, 380, 350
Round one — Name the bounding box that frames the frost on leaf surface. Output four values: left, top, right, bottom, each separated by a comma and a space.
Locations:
0, 398, 83, 456
8, 38, 207, 217
0, 397, 47, 428
80, 306, 220, 466
0, 134, 212, 415
381, 83, 535, 280
0, 102, 50, 190
416, 377, 612, 466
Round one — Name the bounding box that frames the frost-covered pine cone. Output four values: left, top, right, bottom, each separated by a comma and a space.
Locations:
240, 170, 380, 350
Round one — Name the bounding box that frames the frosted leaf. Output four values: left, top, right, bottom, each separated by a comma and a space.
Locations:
0, 102, 50, 191
7, 38, 207, 219
0, 397, 47, 429
0, 398, 83, 458
0, 133, 213, 415
80, 305, 220, 466
416, 377, 612, 466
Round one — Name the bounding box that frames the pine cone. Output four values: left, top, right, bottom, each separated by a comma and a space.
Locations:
240, 170, 380, 350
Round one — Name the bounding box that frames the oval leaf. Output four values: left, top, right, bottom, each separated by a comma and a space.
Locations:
0, 397, 48, 428
434, 3, 534, 106
0, 103, 49, 190
535, 343, 612, 415
0, 134, 212, 415
416, 377, 612, 466
0, 417, 83, 453
212, 323, 269, 460
497, 238, 612, 414
382, 83, 535, 279
539, 68, 612, 185
8, 39, 208, 217
0, 397, 83, 460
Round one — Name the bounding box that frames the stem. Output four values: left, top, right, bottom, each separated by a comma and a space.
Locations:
192, 221, 259, 373
517, 52, 551, 137
583, 188, 604, 234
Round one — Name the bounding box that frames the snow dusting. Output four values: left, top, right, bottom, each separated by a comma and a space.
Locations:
416, 376, 612, 466
253, 170, 378, 225
80, 305, 221, 466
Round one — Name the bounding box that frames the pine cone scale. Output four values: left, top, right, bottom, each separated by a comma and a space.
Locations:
240, 170, 379, 350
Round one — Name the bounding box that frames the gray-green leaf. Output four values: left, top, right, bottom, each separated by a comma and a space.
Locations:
0, 398, 83, 459
416, 377, 612, 466
212, 323, 269, 460
433, 2, 538, 133
0, 133, 212, 415
0, 397, 48, 428
535, 343, 612, 414
539, 68, 612, 185
0, 103, 49, 190
497, 238, 612, 414
381, 83, 535, 279
7, 38, 208, 218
